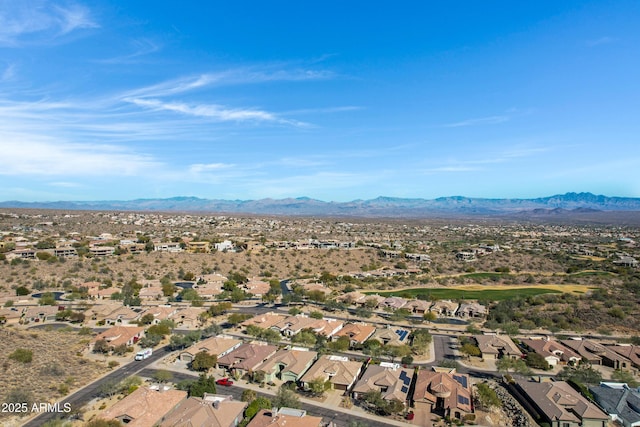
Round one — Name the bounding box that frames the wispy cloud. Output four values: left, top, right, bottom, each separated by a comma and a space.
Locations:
124, 97, 307, 126
1, 63, 16, 81
586, 36, 616, 47
189, 163, 235, 174
443, 115, 510, 128
96, 38, 162, 64
0, 1, 98, 46
0, 138, 161, 176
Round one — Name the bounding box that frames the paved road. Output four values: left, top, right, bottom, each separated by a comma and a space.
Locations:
138, 368, 405, 427
22, 346, 172, 427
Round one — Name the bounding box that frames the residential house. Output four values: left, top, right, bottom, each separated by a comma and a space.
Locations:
332, 323, 376, 348
0, 307, 23, 325
381, 296, 409, 311
608, 345, 640, 374
159, 394, 247, 427
309, 318, 344, 338
271, 315, 321, 337
352, 363, 412, 406
562, 339, 633, 371
100, 386, 187, 427
300, 355, 363, 392
403, 299, 430, 315
89, 245, 115, 257
242, 312, 287, 330
88, 286, 120, 300
246, 408, 322, 427
154, 242, 184, 253
139, 286, 164, 301
138, 305, 177, 324
456, 302, 488, 318
254, 349, 318, 383
589, 382, 640, 427
514, 379, 609, 427
187, 241, 210, 253
337, 291, 367, 305
217, 343, 278, 378
178, 336, 242, 363
412, 367, 473, 421
521, 339, 582, 367
473, 334, 522, 359
244, 279, 271, 297
92, 325, 144, 350
430, 300, 459, 317
53, 247, 77, 258
22, 305, 59, 323
370, 326, 411, 346
214, 240, 234, 252
103, 305, 140, 325
174, 307, 207, 329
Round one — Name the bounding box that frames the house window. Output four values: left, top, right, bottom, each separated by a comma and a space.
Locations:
562, 423, 569, 427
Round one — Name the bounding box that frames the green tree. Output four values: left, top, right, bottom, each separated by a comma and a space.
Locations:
309, 311, 323, 319
191, 351, 217, 372
557, 365, 603, 385
423, 311, 437, 322
273, 385, 301, 409
189, 374, 217, 397
329, 336, 350, 351
244, 397, 272, 419
154, 370, 173, 383
307, 376, 330, 396
227, 313, 252, 326
496, 357, 531, 375
475, 382, 501, 409
15, 286, 30, 296
461, 343, 481, 357
611, 369, 639, 387
241, 389, 257, 402
525, 352, 551, 370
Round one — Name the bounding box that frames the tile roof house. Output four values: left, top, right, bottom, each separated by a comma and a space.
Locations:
514, 379, 609, 427
430, 300, 459, 317
100, 386, 187, 427
473, 334, 522, 359
92, 325, 144, 350
138, 305, 178, 324
242, 312, 287, 330
352, 363, 412, 405
246, 408, 322, 427
300, 355, 363, 392
403, 299, 430, 314
589, 383, 640, 427
174, 306, 207, 329
178, 335, 242, 363
561, 339, 633, 371
412, 367, 472, 421
255, 349, 318, 383
332, 323, 376, 348
159, 394, 247, 427
217, 343, 278, 377
370, 326, 411, 346
608, 345, 640, 374
22, 305, 60, 323
520, 339, 582, 367
455, 302, 488, 318
381, 296, 409, 310
271, 315, 324, 337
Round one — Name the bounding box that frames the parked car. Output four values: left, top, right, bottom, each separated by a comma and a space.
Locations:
216, 378, 234, 386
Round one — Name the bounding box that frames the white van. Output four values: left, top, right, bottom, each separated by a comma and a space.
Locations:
134, 348, 153, 360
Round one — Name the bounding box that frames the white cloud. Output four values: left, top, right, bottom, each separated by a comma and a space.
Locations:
586, 36, 616, 47
0, 137, 160, 176
0, 1, 98, 46
189, 163, 235, 174
96, 38, 161, 64
125, 97, 307, 126
443, 115, 510, 128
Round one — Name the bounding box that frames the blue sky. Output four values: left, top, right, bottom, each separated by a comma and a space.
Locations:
1, 1, 639, 202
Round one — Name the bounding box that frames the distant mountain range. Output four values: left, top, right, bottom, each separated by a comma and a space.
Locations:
1, 192, 640, 219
